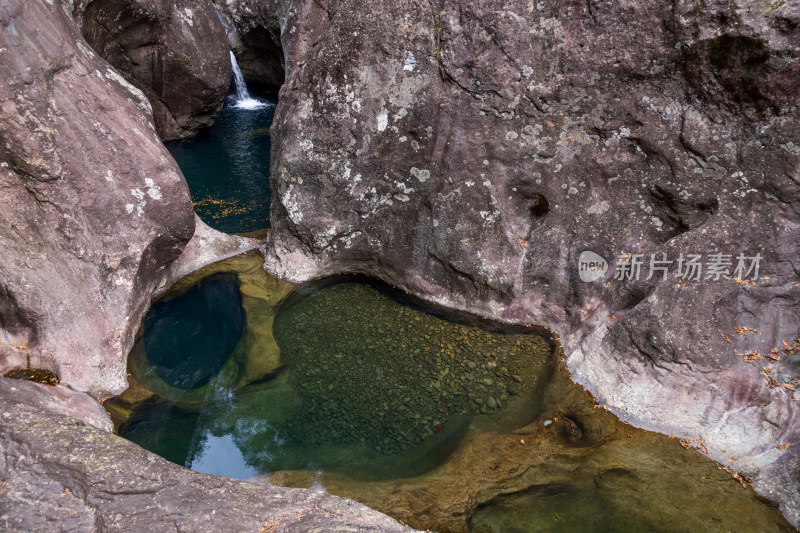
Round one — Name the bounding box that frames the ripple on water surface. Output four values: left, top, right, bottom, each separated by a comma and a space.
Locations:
166, 98, 274, 234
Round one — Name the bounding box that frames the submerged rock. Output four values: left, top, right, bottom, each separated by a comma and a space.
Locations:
0, 0, 195, 397
230, 0, 800, 523
269, 359, 795, 533
273, 281, 551, 455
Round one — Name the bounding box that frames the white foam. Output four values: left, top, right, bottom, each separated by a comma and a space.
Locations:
230, 51, 273, 111
233, 97, 271, 110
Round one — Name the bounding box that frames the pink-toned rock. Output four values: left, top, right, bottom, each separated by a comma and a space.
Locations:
0, 0, 195, 397
70, 0, 232, 140
0, 376, 113, 432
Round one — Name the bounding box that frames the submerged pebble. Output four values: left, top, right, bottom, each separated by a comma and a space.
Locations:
273, 282, 552, 454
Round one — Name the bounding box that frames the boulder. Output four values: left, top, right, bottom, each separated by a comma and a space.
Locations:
70, 0, 232, 140
0, 0, 196, 397
0, 377, 415, 532
229, 0, 800, 524
0, 376, 113, 432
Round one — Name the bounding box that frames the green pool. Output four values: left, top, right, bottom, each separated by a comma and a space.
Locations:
118, 255, 793, 532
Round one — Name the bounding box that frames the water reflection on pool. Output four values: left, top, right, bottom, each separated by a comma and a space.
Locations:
117, 253, 795, 533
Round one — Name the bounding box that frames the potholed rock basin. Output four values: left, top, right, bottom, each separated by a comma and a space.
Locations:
111, 252, 795, 532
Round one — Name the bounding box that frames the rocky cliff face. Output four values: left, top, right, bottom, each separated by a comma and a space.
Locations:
1, 0, 798, 528
0, 0, 195, 397
69, 0, 232, 140
226, 0, 800, 523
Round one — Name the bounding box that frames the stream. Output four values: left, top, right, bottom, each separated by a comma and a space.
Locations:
165, 53, 274, 233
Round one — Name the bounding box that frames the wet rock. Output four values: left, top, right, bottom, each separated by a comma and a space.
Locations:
102, 373, 156, 431
0, 0, 195, 397
559, 417, 584, 445
0, 379, 415, 532
69, 0, 231, 140
246, 0, 800, 523
4, 367, 59, 386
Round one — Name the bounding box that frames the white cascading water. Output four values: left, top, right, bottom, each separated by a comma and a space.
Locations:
229, 50, 268, 110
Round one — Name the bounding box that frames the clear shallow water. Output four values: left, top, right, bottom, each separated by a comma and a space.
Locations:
118, 257, 795, 532
122, 274, 553, 482
166, 97, 274, 233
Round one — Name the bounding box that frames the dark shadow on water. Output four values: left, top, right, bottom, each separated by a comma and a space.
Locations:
121, 401, 201, 466
122, 271, 555, 482
143, 273, 245, 390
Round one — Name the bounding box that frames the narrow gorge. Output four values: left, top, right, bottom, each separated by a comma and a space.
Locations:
1, 0, 798, 531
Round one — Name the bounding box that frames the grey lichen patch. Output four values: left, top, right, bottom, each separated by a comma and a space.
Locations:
410, 167, 430, 182
781, 142, 800, 157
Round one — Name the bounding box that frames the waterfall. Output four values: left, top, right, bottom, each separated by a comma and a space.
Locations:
229, 51, 267, 110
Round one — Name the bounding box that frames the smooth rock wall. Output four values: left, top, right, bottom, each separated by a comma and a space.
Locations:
0, 0, 195, 397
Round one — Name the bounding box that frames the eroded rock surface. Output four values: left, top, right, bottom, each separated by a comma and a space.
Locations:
0, 377, 416, 532
69, 0, 231, 140
154, 215, 265, 297
0, 0, 195, 397
0, 376, 113, 432
230, 0, 800, 524
270, 358, 795, 533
